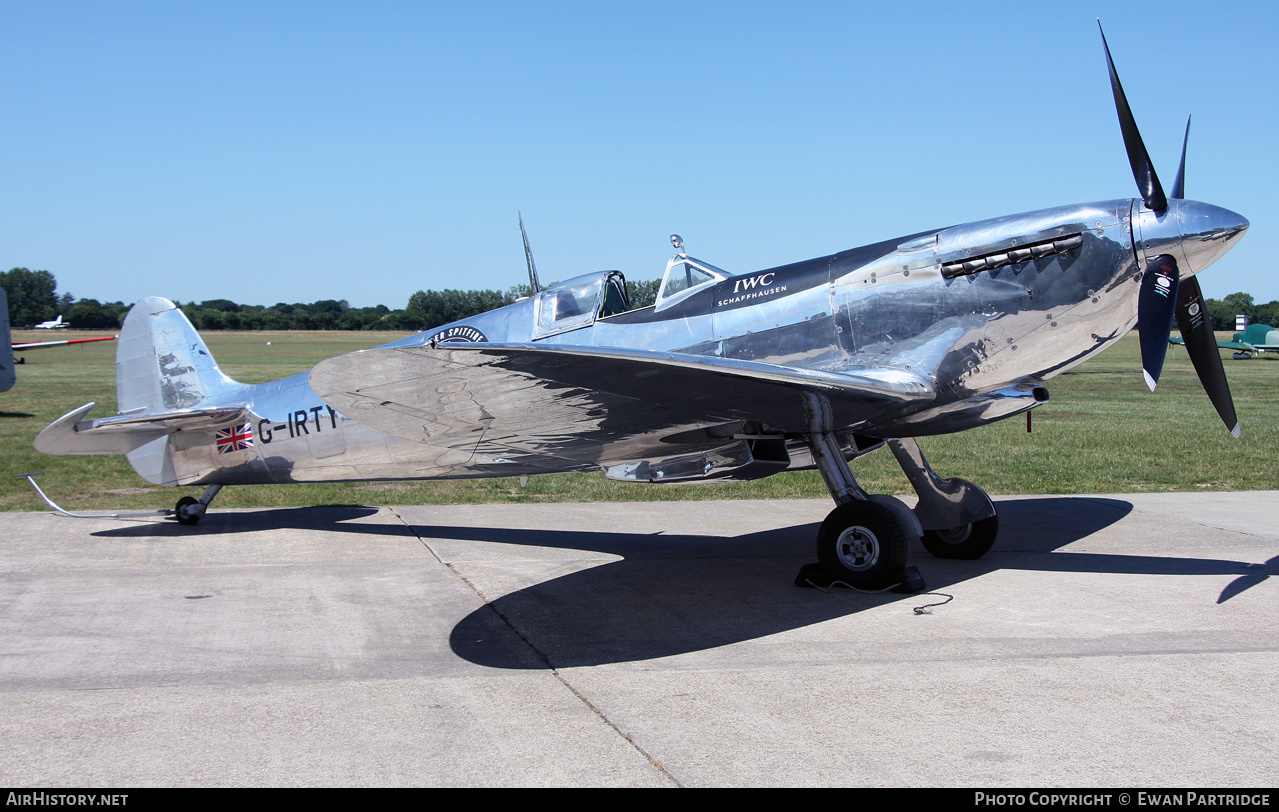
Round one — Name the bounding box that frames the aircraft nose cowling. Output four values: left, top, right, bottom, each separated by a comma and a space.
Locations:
1178, 200, 1249, 274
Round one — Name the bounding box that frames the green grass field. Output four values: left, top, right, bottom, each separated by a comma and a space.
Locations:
3, 327, 1277, 514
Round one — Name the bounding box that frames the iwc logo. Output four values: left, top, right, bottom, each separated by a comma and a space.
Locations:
716, 271, 788, 308
428, 326, 488, 345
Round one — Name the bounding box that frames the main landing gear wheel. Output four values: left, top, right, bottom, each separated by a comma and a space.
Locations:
921, 515, 998, 560
817, 501, 908, 590
174, 496, 201, 526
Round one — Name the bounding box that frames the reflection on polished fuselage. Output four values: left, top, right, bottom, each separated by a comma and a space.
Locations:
151, 195, 1245, 488
28, 27, 1250, 588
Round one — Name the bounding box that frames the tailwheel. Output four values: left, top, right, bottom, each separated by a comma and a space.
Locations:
817, 501, 908, 590
921, 515, 998, 560
173, 484, 222, 526
174, 496, 201, 526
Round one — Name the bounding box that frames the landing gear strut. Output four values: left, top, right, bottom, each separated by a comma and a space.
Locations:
174, 484, 223, 525
802, 393, 999, 589
887, 437, 998, 560
803, 393, 920, 590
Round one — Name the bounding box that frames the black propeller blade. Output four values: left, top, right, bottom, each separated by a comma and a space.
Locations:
1099, 24, 1240, 437
1137, 255, 1179, 391
1170, 116, 1190, 201
1176, 275, 1241, 438
1099, 21, 1167, 212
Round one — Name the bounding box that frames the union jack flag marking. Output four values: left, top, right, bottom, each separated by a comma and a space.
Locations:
216, 423, 254, 454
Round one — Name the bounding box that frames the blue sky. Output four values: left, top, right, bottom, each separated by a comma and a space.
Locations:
3, 1, 1275, 309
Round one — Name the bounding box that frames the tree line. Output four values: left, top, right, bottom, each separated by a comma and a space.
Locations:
1203, 293, 1279, 333
5, 265, 1272, 334
1, 267, 662, 333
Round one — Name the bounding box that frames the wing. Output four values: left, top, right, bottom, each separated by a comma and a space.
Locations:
13, 335, 116, 351
310, 342, 933, 474
1170, 336, 1255, 352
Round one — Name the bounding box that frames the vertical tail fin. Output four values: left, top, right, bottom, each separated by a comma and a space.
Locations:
116, 297, 241, 414
115, 298, 244, 486
0, 289, 14, 393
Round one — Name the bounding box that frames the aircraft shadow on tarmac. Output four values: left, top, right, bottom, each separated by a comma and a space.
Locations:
88, 505, 416, 539
432, 496, 1276, 669
85, 496, 1277, 668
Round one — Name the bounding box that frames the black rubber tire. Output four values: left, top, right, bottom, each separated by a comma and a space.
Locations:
921, 515, 998, 560
175, 496, 201, 526
816, 501, 908, 590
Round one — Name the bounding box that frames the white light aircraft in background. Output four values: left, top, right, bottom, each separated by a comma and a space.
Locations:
0, 290, 114, 393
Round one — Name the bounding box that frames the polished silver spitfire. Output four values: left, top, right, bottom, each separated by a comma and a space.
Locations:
34, 27, 1248, 589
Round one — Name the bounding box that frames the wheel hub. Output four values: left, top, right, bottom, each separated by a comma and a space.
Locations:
934, 524, 973, 544
835, 526, 880, 571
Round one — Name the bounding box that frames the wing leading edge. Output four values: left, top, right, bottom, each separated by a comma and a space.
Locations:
310, 343, 934, 473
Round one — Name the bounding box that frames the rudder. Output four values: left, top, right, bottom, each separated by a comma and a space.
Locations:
116, 297, 244, 486
117, 297, 240, 413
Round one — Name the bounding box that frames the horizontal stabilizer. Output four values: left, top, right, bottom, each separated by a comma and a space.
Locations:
35, 401, 249, 456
